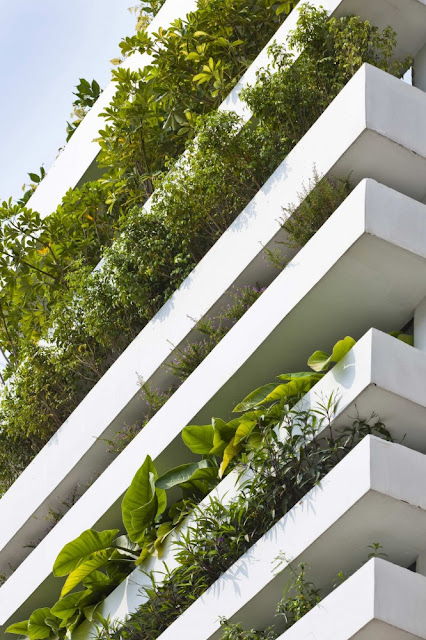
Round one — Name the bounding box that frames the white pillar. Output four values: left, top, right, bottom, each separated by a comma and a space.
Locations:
414, 297, 426, 351
413, 43, 426, 91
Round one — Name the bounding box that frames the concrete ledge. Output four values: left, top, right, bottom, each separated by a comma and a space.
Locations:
26, 0, 199, 217
3, 65, 426, 577
53, 330, 426, 639
2, 174, 426, 630
129, 437, 426, 640
224, 0, 426, 118
29, 0, 426, 215
297, 329, 426, 453
277, 559, 426, 640
71, 330, 426, 638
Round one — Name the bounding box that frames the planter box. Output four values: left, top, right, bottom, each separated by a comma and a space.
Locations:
296, 328, 426, 451
1, 173, 426, 630
2, 65, 426, 580
71, 329, 426, 639
149, 437, 426, 640
29, 0, 426, 216
276, 559, 426, 640
26, 0, 199, 217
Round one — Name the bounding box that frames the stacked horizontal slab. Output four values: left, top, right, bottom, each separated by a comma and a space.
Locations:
2, 0, 426, 638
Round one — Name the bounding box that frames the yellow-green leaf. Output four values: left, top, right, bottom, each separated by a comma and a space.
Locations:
219, 437, 242, 478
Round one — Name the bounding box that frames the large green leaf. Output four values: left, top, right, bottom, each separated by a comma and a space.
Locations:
122, 456, 157, 541
129, 474, 158, 542
219, 437, 242, 478
61, 549, 113, 597
156, 459, 214, 490
308, 337, 356, 372
213, 418, 239, 442
233, 420, 257, 445
53, 529, 119, 577
6, 620, 29, 636
178, 467, 218, 496
122, 457, 166, 543
83, 602, 101, 622
28, 608, 54, 640
233, 382, 278, 412
262, 375, 323, 403
277, 372, 316, 381
50, 592, 85, 621
182, 424, 214, 454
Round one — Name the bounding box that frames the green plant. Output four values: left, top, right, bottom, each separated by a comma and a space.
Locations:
66, 79, 102, 141
282, 169, 353, 249
219, 620, 277, 640
7, 330, 389, 637
95, 414, 389, 640
0, 5, 408, 508
17, 167, 46, 206
166, 286, 265, 382
106, 286, 265, 455
220, 541, 387, 639
182, 335, 356, 477
275, 562, 320, 629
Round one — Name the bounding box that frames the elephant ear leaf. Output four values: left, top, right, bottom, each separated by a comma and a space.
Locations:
53, 528, 119, 577
219, 437, 242, 478
83, 602, 101, 622
182, 424, 215, 454
128, 472, 158, 541
233, 419, 257, 445
51, 592, 84, 622
28, 608, 54, 639
308, 336, 356, 372
156, 459, 214, 490
122, 456, 166, 543
233, 383, 278, 412
6, 620, 29, 636
178, 466, 218, 497
60, 549, 114, 597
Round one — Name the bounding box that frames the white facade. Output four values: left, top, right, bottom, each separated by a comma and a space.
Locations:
2, 0, 426, 638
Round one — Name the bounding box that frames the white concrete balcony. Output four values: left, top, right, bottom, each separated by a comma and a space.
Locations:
80, 436, 426, 640
297, 329, 426, 453
276, 559, 426, 640
26, 0, 199, 217
2, 171, 426, 632
66, 329, 426, 638
28, 0, 426, 216
2, 64, 426, 578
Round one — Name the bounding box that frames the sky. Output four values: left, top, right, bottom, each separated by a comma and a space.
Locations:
0, 0, 137, 202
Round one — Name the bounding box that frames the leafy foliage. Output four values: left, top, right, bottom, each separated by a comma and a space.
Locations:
88, 412, 390, 640
6, 329, 392, 639
281, 170, 354, 249
0, 6, 408, 512
66, 79, 102, 141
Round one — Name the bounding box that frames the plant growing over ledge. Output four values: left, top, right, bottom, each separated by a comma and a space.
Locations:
182, 335, 356, 477
0, 5, 408, 500
219, 542, 387, 639
281, 170, 353, 250
6, 334, 393, 639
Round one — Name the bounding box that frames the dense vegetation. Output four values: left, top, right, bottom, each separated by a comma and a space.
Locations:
0, 3, 408, 498
7, 334, 392, 637
0, 0, 299, 493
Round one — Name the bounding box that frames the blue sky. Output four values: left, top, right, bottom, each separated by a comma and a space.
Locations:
0, 1, 136, 202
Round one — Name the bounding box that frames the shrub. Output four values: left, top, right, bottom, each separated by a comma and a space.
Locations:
90, 412, 390, 640
0, 6, 407, 495
282, 170, 353, 248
